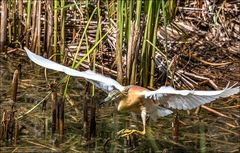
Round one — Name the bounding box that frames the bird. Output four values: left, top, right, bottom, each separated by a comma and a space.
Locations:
24, 47, 240, 137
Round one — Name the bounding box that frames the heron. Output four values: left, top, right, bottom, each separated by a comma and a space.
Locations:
24, 47, 240, 137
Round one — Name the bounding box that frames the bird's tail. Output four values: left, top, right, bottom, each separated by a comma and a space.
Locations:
150, 107, 173, 121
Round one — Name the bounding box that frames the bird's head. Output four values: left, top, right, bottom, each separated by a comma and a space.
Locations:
100, 90, 123, 104
99, 85, 135, 106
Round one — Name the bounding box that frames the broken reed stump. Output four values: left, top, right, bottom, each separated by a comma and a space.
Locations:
83, 97, 97, 141
58, 97, 64, 139
12, 68, 19, 103
0, 110, 18, 144
42, 100, 48, 138
0, 67, 20, 143
172, 113, 179, 143
83, 83, 96, 141
50, 82, 57, 137
199, 121, 206, 153
90, 98, 96, 138
49, 82, 64, 141
172, 113, 180, 152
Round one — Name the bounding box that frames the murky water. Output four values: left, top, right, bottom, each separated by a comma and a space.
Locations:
0, 54, 239, 152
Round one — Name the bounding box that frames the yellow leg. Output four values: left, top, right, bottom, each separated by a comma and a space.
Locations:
117, 106, 147, 138
117, 128, 145, 137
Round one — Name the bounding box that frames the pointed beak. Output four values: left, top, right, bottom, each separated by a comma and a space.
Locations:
99, 90, 121, 105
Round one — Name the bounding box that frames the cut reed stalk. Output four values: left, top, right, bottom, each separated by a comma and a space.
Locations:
12, 69, 19, 103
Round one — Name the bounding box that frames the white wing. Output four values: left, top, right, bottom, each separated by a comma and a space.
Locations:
24, 47, 124, 92
142, 85, 239, 110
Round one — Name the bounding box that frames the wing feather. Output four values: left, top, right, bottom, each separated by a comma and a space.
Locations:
24, 47, 124, 92
142, 85, 239, 110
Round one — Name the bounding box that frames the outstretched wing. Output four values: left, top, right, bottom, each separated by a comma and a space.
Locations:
24, 47, 124, 92
142, 85, 239, 110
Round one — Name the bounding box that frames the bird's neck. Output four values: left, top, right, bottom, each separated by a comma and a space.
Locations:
117, 98, 128, 112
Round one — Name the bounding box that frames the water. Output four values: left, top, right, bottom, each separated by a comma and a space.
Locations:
0, 54, 239, 152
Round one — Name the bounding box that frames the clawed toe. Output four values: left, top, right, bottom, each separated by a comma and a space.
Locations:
117, 129, 145, 138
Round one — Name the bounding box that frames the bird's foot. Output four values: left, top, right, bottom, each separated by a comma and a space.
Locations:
117, 129, 145, 138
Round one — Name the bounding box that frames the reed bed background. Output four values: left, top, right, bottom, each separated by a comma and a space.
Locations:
0, 0, 239, 88
0, 0, 239, 152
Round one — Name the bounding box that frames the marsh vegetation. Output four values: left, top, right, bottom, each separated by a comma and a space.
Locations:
0, 0, 239, 152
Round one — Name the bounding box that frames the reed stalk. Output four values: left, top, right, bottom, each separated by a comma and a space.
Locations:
199, 122, 206, 153
85, 0, 89, 17
0, 0, 7, 52
12, 0, 16, 41
54, 0, 58, 61
25, 0, 31, 48
37, 0, 41, 54
126, 22, 133, 84
130, 0, 142, 85
116, 0, 124, 84
162, 0, 174, 86
60, 0, 65, 62
46, 0, 53, 57
74, 32, 109, 69
140, 0, 153, 87
17, 0, 23, 41
43, 3, 47, 51
126, 0, 133, 44
72, 4, 77, 43
51, 88, 57, 136
31, 0, 37, 52
63, 7, 101, 96
149, 1, 161, 87
71, 7, 97, 68
91, 1, 102, 96
12, 69, 19, 103
126, 0, 133, 84
7, 0, 12, 44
